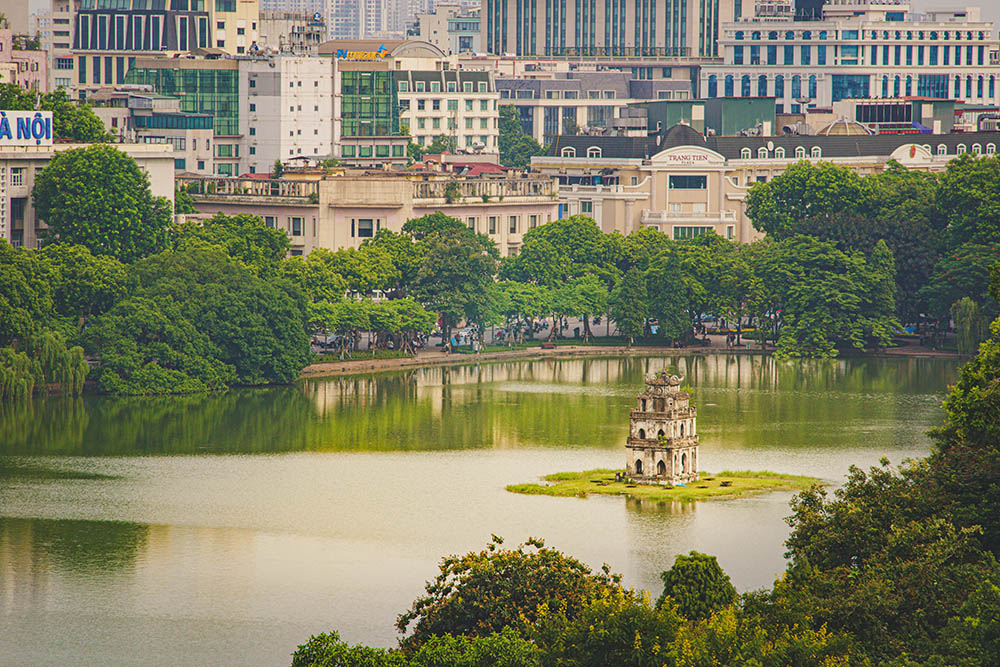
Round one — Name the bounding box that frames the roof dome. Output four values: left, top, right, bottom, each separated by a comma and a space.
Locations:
660, 122, 707, 147
815, 117, 876, 136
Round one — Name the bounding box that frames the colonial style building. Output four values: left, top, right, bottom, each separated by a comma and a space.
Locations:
626, 370, 699, 486
532, 122, 1000, 242
176, 168, 559, 255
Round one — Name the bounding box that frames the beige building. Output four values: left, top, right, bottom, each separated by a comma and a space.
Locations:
397, 68, 498, 153
533, 123, 1000, 243
176, 169, 558, 255
0, 142, 176, 248
0, 29, 48, 92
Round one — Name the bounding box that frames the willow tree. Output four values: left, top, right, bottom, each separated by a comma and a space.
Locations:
0, 331, 88, 401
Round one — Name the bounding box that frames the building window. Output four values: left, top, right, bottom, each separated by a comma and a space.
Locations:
508, 215, 518, 233
669, 175, 707, 189
10, 168, 25, 187
291, 217, 303, 236
587, 146, 602, 158
264, 216, 276, 228
795, 146, 806, 158
561, 147, 576, 157
488, 216, 497, 234
740, 147, 751, 159
811, 146, 821, 158
973, 143, 982, 155
673, 226, 713, 240
774, 147, 785, 159
937, 144, 947, 156
357, 219, 374, 238
988, 144, 996, 155
581, 200, 593, 213
466, 216, 476, 231
529, 214, 538, 229
758, 147, 768, 159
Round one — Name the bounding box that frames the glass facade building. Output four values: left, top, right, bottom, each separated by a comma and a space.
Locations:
124, 65, 239, 136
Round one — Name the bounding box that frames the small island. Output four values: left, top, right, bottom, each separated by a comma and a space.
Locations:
509, 370, 822, 502
507, 468, 823, 503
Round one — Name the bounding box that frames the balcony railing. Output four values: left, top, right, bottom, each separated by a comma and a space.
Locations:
641, 209, 737, 224
177, 176, 319, 201
413, 177, 556, 201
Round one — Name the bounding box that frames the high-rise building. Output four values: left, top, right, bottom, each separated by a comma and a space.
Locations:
482, 0, 739, 57
701, 1, 1000, 110
38, 0, 259, 99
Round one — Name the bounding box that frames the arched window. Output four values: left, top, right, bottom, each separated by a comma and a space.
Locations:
802, 31, 811, 40
977, 75, 984, 99
680, 423, 685, 437
657, 429, 665, 438
681, 451, 687, 472
894, 75, 901, 97
905, 75, 912, 96
751, 31, 761, 40
724, 75, 734, 97
795, 146, 806, 158
768, 31, 777, 40
988, 143, 996, 155
708, 74, 718, 98
741, 74, 751, 97
638, 428, 646, 439
819, 31, 827, 40
957, 143, 967, 154
785, 31, 794, 40
955, 75, 962, 98
758, 147, 768, 159
791, 74, 802, 99
758, 74, 768, 96
775, 147, 785, 159
735, 31, 744, 40
922, 144, 931, 154
635, 459, 643, 474
587, 146, 602, 158
930, 31, 938, 40
657, 460, 666, 476
561, 147, 576, 157
882, 75, 889, 97
973, 143, 982, 155
811, 146, 822, 158
967, 75, 973, 98
741, 147, 752, 159
775, 74, 784, 98
937, 144, 947, 155
809, 75, 817, 98
990, 76, 996, 100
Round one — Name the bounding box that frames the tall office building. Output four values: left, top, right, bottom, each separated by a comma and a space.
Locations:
701, 1, 1000, 110
482, 0, 739, 57
40, 0, 259, 99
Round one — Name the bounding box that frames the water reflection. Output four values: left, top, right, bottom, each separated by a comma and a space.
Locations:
0, 355, 956, 458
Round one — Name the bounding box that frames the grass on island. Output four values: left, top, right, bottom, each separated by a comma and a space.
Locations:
0, 462, 119, 481
507, 468, 823, 503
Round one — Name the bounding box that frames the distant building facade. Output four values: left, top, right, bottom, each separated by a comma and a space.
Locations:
0, 29, 48, 92
176, 169, 559, 255
533, 123, 1000, 242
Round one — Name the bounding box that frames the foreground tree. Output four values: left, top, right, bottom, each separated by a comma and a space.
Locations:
32, 144, 172, 262
396, 536, 622, 649
0, 84, 107, 142
656, 551, 736, 621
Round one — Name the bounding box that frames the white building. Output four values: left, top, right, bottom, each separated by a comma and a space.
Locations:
240, 56, 334, 173
702, 1, 1000, 111
397, 68, 499, 152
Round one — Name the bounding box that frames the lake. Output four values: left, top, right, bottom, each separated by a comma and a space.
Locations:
0, 354, 958, 666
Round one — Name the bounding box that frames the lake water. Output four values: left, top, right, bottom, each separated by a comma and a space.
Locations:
0, 354, 958, 666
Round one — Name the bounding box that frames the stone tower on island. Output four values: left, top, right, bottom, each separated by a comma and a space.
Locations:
625, 370, 699, 485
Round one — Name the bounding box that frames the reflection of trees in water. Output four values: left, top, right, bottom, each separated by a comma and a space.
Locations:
624, 497, 699, 516
0, 517, 149, 573
0, 357, 959, 457
0, 388, 315, 456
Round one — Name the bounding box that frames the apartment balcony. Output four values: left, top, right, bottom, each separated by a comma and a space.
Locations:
640, 209, 737, 225
412, 176, 556, 202
177, 176, 319, 205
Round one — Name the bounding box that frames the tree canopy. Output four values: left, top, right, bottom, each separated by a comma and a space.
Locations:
498, 106, 544, 169
32, 144, 172, 262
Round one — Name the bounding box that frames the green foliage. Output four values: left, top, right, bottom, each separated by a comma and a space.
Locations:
921, 243, 1000, 322
407, 628, 540, 667
173, 186, 197, 214
87, 247, 310, 394
657, 552, 737, 621
498, 106, 544, 169
502, 215, 618, 287
952, 297, 990, 355
281, 253, 348, 303
173, 213, 291, 276
32, 144, 172, 262
291, 631, 407, 667
937, 153, 1000, 248
396, 536, 623, 648
363, 230, 426, 296
0, 240, 56, 345
0, 330, 88, 402
532, 590, 682, 667
0, 84, 108, 142
610, 268, 648, 345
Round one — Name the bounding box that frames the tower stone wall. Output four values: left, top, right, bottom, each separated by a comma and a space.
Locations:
625, 370, 700, 485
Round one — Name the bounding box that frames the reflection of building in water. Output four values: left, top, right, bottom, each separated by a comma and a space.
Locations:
626, 371, 699, 486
